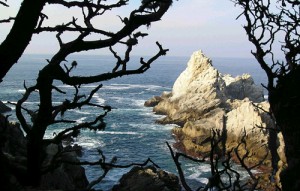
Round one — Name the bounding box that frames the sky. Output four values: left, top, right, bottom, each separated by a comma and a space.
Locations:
0, 0, 255, 58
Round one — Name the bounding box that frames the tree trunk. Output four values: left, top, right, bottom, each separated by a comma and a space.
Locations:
279, 123, 300, 191
26, 65, 53, 186
269, 67, 300, 191
0, 0, 45, 82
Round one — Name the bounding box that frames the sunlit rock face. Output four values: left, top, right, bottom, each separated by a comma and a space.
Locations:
172, 50, 226, 101
146, 50, 279, 167
152, 50, 266, 128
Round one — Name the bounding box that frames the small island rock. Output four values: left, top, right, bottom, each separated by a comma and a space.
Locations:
112, 166, 181, 191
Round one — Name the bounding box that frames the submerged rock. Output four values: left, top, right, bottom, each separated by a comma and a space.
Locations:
112, 166, 180, 191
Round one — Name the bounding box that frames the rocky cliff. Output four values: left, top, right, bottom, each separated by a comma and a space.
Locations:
0, 114, 88, 190
145, 51, 285, 181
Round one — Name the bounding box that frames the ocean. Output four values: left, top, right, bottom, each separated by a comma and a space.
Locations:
0, 54, 267, 190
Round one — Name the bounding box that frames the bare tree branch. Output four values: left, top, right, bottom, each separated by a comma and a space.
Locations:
14, 82, 38, 134
0, 17, 15, 23
57, 148, 159, 190
47, 0, 128, 9
53, 42, 168, 86
50, 111, 108, 144
167, 141, 205, 191
6, 0, 173, 187
0, 0, 8, 7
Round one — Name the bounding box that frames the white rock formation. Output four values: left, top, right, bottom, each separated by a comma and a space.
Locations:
153, 50, 267, 127
223, 74, 264, 102
145, 50, 286, 188
147, 50, 276, 166
172, 50, 224, 100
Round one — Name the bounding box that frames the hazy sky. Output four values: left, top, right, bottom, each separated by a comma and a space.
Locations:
0, 0, 254, 58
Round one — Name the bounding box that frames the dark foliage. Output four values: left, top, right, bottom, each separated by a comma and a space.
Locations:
233, 0, 300, 190
0, 0, 173, 189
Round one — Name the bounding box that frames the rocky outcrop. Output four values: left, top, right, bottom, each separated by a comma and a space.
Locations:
0, 114, 88, 190
0, 101, 11, 113
146, 50, 283, 170
112, 166, 181, 191
39, 143, 88, 190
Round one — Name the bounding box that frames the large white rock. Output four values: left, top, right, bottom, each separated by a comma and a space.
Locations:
226, 99, 270, 138
172, 50, 263, 103
172, 50, 225, 100
147, 50, 284, 187
149, 50, 276, 164
154, 50, 266, 124
223, 73, 264, 102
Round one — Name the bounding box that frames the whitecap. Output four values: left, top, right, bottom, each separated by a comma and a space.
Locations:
187, 164, 211, 173
81, 85, 100, 88
56, 85, 73, 88
76, 117, 87, 124
21, 101, 62, 105
110, 96, 146, 108
128, 91, 145, 95
163, 124, 178, 130
2, 101, 14, 104
77, 137, 105, 149
186, 165, 211, 183
92, 93, 105, 105
114, 108, 147, 112
102, 83, 163, 91
140, 111, 160, 117
132, 99, 146, 107
110, 123, 119, 128
17, 89, 26, 93
23, 101, 39, 104
102, 85, 131, 90
79, 142, 101, 149
97, 131, 139, 135
128, 123, 173, 131
145, 85, 167, 91
72, 110, 91, 115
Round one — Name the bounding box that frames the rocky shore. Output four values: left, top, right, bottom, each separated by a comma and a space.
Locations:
145, 50, 286, 189
0, 113, 88, 190
1, 101, 180, 190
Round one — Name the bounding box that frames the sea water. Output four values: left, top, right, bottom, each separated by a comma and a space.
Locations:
0, 54, 267, 190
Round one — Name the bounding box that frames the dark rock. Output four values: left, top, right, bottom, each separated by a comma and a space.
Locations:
0, 101, 11, 113
39, 144, 88, 190
40, 160, 88, 190
0, 118, 27, 156
112, 166, 181, 191
144, 96, 163, 107
64, 144, 83, 157
0, 114, 88, 190
0, 114, 27, 188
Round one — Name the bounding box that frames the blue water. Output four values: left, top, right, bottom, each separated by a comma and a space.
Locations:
0, 54, 266, 190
